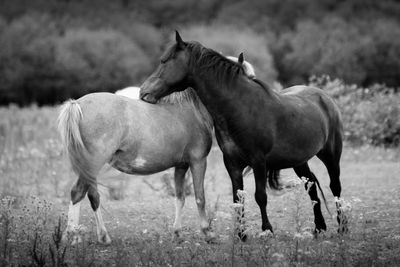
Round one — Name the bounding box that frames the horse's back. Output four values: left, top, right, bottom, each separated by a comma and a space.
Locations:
281, 85, 341, 120
76, 92, 210, 159
281, 85, 343, 141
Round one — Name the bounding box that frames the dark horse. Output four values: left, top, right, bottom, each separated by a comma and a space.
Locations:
140, 31, 348, 237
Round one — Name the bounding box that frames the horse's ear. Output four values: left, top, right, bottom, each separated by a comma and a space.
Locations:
238, 52, 244, 64
175, 30, 186, 48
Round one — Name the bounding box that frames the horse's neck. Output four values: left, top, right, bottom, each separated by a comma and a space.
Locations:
192, 72, 278, 118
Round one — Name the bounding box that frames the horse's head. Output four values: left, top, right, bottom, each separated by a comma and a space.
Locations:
140, 31, 191, 104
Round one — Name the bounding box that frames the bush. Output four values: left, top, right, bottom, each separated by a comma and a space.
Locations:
120, 22, 163, 59
54, 28, 152, 95
0, 13, 60, 104
179, 24, 277, 83
309, 75, 400, 146
360, 19, 400, 87
0, 13, 154, 105
276, 17, 369, 85
274, 16, 400, 87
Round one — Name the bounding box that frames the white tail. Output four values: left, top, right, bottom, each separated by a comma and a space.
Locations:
57, 100, 95, 184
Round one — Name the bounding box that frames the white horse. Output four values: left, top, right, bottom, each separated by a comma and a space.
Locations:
115, 55, 256, 100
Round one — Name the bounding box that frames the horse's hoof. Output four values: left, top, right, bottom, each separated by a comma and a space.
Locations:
172, 231, 184, 244
205, 231, 217, 243
337, 224, 349, 234
98, 233, 112, 245
337, 214, 349, 234
238, 232, 248, 242
313, 228, 326, 238
62, 231, 83, 245
71, 235, 83, 245
258, 230, 274, 239
262, 222, 274, 234
315, 223, 327, 234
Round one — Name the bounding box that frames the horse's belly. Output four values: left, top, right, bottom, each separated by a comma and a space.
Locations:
110, 153, 176, 175
266, 140, 322, 169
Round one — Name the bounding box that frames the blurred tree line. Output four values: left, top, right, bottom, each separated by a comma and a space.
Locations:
0, 0, 400, 105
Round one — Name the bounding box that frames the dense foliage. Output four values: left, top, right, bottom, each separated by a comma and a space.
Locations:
0, 0, 399, 105
309, 76, 400, 147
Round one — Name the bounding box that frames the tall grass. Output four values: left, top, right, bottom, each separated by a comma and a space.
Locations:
0, 105, 399, 265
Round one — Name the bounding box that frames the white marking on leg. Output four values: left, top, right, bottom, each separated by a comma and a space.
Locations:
191, 161, 210, 233
67, 201, 81, 231
173, 197, 185, 232
94, 208, 111, 244
63, 201, 82, 244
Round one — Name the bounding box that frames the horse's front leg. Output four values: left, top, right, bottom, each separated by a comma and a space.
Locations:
190, 159, 215, 242
222, 155, 247, 241
172, 164, 189, 238
253, 164, 273, 233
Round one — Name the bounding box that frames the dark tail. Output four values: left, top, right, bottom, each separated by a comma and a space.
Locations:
267, 169, 282, 190
314, 178, 332, 217
244, 167, 283, 191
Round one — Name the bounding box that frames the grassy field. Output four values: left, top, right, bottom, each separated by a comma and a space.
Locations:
1, 106, 400, 266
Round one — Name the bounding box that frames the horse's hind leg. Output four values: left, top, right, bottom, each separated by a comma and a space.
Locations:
87, 184, 111, 244
190, 159, 215, 241
172, 164, 189, 238
317, 140, 348, 233
293, 163, 327, 232
63, 175, 89, 244
64, 173, 111, 245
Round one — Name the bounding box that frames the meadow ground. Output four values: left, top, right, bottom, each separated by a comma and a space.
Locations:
1, 106, 400, 266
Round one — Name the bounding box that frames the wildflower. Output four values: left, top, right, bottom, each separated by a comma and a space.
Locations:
335, 197, 352, 212
236, 190, 247, 199
271, 252, 285, 260
259, 231, 273, 238
231, 203, 244, 209
321, 240, 334, 246
294, 233, 303, 239
294, 231, 313, 240
391, 235, 400, 240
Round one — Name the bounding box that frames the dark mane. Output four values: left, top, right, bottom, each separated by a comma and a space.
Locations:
163, 42, 248, 85
252, 78, 272, 92
174, 42, 247, 84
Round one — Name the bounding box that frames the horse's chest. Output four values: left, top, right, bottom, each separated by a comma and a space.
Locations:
215, 125, 243, 157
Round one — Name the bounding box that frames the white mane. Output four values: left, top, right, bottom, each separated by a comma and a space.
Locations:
115, 86, 140, 99
226, 56, 256, 79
